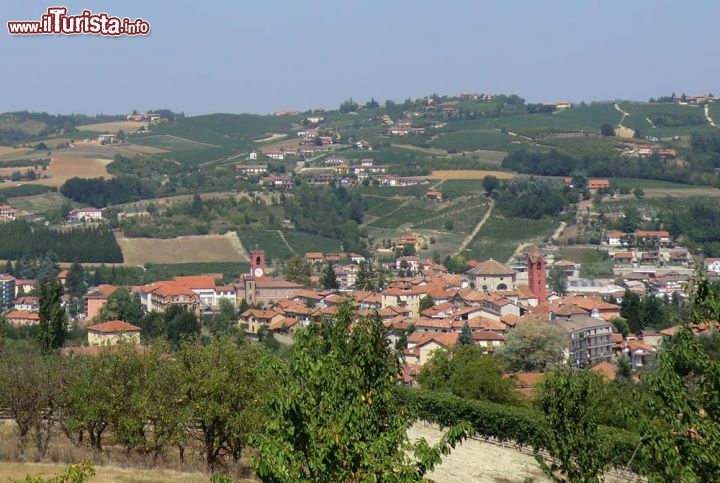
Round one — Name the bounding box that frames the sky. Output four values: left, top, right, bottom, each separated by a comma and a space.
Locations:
1, 0, 718, 116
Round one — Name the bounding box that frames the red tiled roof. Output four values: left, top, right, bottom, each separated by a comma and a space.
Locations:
88, 320, 141, 333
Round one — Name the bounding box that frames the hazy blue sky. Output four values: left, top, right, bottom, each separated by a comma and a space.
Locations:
1, 0, 718, 115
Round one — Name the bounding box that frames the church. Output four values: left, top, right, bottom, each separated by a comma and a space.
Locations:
236, 250, 304, 305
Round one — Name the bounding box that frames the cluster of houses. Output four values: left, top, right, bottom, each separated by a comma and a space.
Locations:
126, 112, 162, 122
621, 145, 677, 159
672, 94, 718, 105
0, 238, 702, 388
0, 204, 43, 223
604, 229, 694, 272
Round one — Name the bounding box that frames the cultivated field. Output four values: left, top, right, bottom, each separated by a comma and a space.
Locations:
130, 134, 220, 151
0, 146, 34, 161
79, 120, 147, 132
430, 170, 516, 180
117, 232, 248, 265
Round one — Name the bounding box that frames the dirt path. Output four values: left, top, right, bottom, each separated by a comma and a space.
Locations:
275, 229, 296, 255
227, 230, 249, 259
455, 198, 494, 255
705, 104, 717, 127
645, 117, 656, 128
613, 104, 636, 138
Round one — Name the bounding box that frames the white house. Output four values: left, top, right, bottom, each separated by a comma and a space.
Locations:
68, 208, 103, 222
606, 230, 625, 246
705, 258, 720, 274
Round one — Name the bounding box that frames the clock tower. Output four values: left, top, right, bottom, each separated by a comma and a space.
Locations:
250, 249, 266, 279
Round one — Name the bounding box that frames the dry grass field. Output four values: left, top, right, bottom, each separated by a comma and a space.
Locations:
0, 147, 34, 161
117, 232, 248, 265
614, 126, 635, 139
430, 169, 516, 180
79, 120, 147, 132
8, 156, 113, 187
0, 462, 209, 483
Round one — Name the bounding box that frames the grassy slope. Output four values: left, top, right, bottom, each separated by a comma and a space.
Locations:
462, 213, 558, 262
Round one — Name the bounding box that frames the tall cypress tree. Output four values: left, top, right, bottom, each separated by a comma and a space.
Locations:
321, 263, 339, 290
37, 279, 68, 354
459, 321, 474, 345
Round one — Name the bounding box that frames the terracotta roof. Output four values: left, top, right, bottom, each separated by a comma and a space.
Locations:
173, 275, 216, 289
505, 372, 544, 387
88, 320, 141, 333
85, 284, 118, 299
591, 361, 618, 382
414, 332, 459, 348
5, 310, 39, 321
153, 283, 196, 298
467, 259, 514, 276
472, 330, 505, 341
269, 316, 299, 331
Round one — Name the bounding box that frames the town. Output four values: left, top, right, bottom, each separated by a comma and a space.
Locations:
1, 1, 719, 479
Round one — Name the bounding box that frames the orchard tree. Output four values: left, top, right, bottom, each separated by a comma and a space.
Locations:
536, 370, 609, 482
180, 338, 277, 470
253, 302, 470, 481
637, 278, 720, 479
600, 123, 615, 137
482, 175, 499, 195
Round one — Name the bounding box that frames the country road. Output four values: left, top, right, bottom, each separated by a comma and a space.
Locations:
455, 198, 494, 255
706, 104, 716, 127
613, 103, 635, 137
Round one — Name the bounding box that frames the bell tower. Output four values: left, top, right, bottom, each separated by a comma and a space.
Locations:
250, 249, 266, 279
527, 245, 547, 302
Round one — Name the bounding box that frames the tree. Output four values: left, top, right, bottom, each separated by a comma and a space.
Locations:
284, 255, 312, 286
497, 322, 567, 372
37, 279, 68, 353
633, 187, 645, 199
458, 321, 474, 345
321, 263, 339, 290
419, 294, 434, 312
180, 338, 276, 471
98, 288, 144, 324
4, 259, 14, 275
639, 327, 720, 479
189, 193, 203, 216
600, 123, 615, 137
418, 345, 516, 404
163, 306, 200, 349
610, 317, 629, 338
548, 266, 568, 295
65, 261, 86, 298
536, 370, 609, 481
482, 175, 499, 195
620, 289, 642, 333
253, 302, 470, 481
0, 349, 65, 457
205, 299, 238, 338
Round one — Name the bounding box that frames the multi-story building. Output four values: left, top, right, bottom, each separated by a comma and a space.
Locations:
550, 313, 613, 368
0, 275, 16, 307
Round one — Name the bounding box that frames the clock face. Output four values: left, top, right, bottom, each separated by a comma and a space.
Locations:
254, 267, 264, 277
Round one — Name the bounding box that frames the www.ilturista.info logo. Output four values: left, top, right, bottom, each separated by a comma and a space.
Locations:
7, 7, 150, 36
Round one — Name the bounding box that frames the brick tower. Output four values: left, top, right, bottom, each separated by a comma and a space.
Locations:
527, 245, 547, 302
250, 249, 266, 279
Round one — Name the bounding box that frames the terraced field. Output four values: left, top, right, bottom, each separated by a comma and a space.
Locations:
368, 203, 436, 229
237, 230, 294, 260
462, 213, 559, 262
283, 230, 342, 254
414, 198, 490, 234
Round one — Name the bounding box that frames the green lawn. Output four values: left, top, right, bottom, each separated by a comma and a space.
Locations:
439, 180, 488, 198
462, 213, 558, 262
709, 102, 720, 126
8, 192, 78, 213
144, 262, 250, 280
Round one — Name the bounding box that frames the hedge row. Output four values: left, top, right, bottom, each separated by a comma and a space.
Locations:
396, 387, 643, 472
